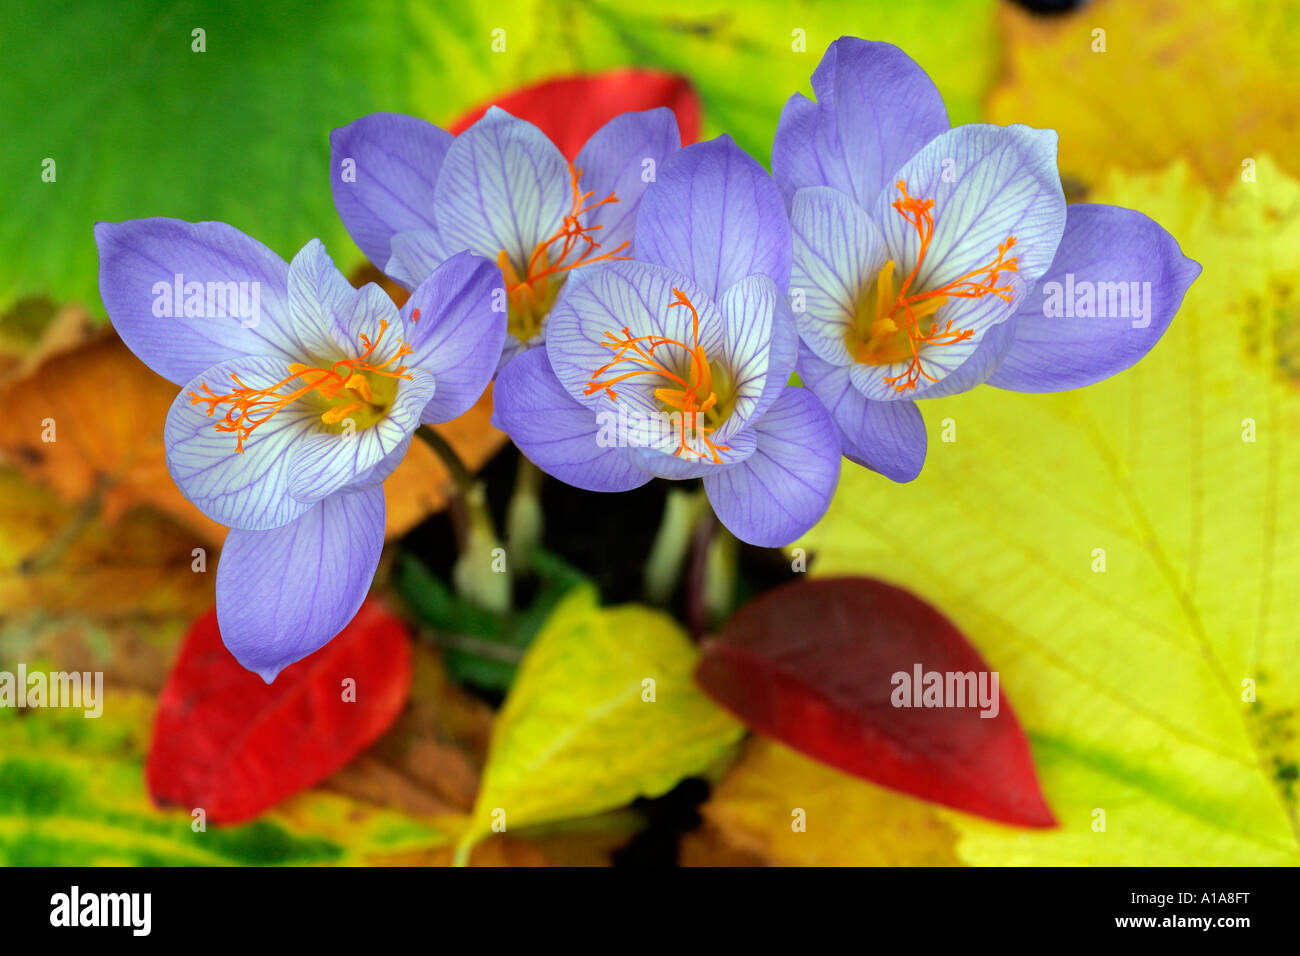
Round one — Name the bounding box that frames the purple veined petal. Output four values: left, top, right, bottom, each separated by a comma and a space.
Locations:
703, 386, 841, 547
710, 274, 777, 440
847, 262, 1027, 402
286, 239, 401, 358
285, 367, 437, 504
284, 238, 426, 496
492, 348, 651, 493
634, 135, 792, 298
788, 185, 889, 367
911, 315, 1019, 399
546, 259, 723, 418
385, 227, 455, 290
988, 203, 1202, 393
874, 124, 1066, 294
330, 112, 451, 270
771, 93, 833, 204
773, 38, 949, 208
95, 218, 296, 385
630, 426, 758, 479
432, 106, 570, 269
797, 342, 925, 482
573, 107, 683, 257
397, 251, 507, 423
216, 485, 385, 682
166, 354, 320, 531
749, 294, 801, 427
496, 325, 545, 372
339, 433, 412, 494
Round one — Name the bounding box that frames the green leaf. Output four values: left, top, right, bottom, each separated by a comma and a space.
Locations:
1, 0, 536, 317
801, 158, 1300, 865
460, 587, 744, 854
0, 690, 448, 865
560, 0, 1000, 164
396, 547, 591, 691
1, 0, 999, 318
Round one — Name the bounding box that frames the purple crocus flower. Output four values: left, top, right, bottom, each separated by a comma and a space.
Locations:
94, 219, 505, 680
330, 106, 682, 367
773, 37, 1201, 481
491, 137, 842, 548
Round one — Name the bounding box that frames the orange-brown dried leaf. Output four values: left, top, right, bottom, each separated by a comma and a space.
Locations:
0, 330, 504, 546
0, 333, 226, 544
0, 467, 210, 619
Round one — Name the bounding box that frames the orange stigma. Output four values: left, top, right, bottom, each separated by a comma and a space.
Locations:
848, 180, 1018, 393
585, 288, 732, 464
498, 163, 631, 341
188, 320, 415, 453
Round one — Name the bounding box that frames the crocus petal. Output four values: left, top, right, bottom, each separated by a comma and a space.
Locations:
286, 239, 400, 358
711, 274, 777, 440
432, 107, 570, 268
631, 427, 758, 479
216, 485, 385, 682
285, 369, 437, 504
703, 387, 841, 547
165, 354, 318, 531
874, 124, 1066, 292
634, 135, 792, 299
385, 227, 455, 290
94, 218, 294, 385
797, 342, 925, 482
573, 107, 682, 256
772, 38, 949, 207
751, 296, 801, 426
912, 317, 1018, 399
340, 434, 412, 493
988, 204, 1202, 393
329, 112, 451, 269
398, 251, 507, 423
788, 185, 889, 367
546, 260, 724, 418
492, 348, 650, 492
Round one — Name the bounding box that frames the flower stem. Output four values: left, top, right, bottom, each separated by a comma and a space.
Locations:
505, 456, 544, 573
415, 425, 512, 614
685, 505, 718, 637
415, 425, 474, 494
644, 487, 706, 605
684, 506, 739, 637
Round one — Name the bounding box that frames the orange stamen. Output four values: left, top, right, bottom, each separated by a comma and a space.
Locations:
874, 180, 1019, 393
187, 320, 414, 453
585, 288, 731, 464
499, 164, 632, 336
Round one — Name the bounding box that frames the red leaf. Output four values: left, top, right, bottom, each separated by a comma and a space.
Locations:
146, 600, 413, 824
448, 68, 701, 158
695, 577, 1056, 828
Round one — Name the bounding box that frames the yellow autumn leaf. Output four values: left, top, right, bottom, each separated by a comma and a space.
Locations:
801, 156, 1300, 865
989, 0, 1300, 190
700, 738, 960, 866
460, 587, 744, 856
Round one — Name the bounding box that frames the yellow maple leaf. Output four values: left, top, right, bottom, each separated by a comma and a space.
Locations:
801, 157, 1300, 865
